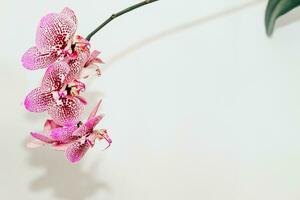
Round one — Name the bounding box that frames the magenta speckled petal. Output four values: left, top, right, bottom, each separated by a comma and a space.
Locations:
60, 7, 77, 26
21, 46, 58, 70
50, 125, 78, 143
31, 132, 55, 144
24, 87, 54, 112
65, 140, 89, 163
65, 50, 90, 83
73, 115, 103, 137
41, 62, 70, 92
48, 97, 84, 126
36, 12, 76, 52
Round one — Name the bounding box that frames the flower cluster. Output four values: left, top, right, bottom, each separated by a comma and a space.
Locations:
23, 8, 111, 163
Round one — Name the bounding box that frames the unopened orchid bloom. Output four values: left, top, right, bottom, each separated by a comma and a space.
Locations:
24, 62, 86, 125
28, 100, 112, 163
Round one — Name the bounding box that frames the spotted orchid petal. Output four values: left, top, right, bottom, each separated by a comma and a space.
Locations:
30, 132, 55, 144
48, 97, 84, 126
24, 87, 54, 112
36, 11, 76, 53
72, 115, 104, 137
21, 47, 58, 70
41, 62, 70, 92
65, 140, 90, 163
60, 7, 77, 26
50, 125, 78, 143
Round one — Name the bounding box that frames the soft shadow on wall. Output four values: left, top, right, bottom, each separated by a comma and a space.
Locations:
26, 146, 110, 200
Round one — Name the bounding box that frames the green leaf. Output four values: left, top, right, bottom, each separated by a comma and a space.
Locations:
265, 0, 300, 36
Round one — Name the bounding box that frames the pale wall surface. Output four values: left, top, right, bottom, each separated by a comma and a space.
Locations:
1, 0, 300, 199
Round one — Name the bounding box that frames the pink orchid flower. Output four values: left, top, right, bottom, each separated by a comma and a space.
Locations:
24, 62, 86, 126
22, 7, 79, 70
28, 100, 112, 163
21, 8, 102, 82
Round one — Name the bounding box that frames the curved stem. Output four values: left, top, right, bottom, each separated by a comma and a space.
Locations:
86, 0, 159, 41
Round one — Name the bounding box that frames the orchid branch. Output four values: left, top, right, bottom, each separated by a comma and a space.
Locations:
86, 0, 159, 41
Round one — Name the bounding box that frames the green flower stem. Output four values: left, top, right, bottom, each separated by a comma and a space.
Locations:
86, 0, 159, 41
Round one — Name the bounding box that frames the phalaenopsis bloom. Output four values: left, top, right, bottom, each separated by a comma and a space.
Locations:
27, 100, 112, 163
23, 7, 110, 163
22, 7, 103, 80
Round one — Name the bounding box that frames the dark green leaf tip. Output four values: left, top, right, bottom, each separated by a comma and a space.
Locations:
265, 0, 300, 36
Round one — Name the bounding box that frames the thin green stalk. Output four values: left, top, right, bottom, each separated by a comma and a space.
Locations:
86, 0, 159, 41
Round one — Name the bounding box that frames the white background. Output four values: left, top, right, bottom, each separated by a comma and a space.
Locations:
1, 0, 300, 199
